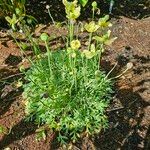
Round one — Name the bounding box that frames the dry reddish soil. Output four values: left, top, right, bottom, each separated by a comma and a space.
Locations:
0, 16, 150, 150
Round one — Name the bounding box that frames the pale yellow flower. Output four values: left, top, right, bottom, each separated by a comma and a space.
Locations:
70, 40, 81, 50
83, 44, 100, 59
98, 15, 112, 28
63, 0, 80, 19
67, 6, 81, 19
93, 30, 117, 46
84, 21, 99, 33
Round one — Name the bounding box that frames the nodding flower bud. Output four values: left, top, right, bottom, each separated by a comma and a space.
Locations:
71, 52, 76, 58
92, 1, 97, 9
46, 5, 50, 9
95, 70, 101, 77
40, 33, 49, 41
19, 65, 25, 72
126, 62, 133, 69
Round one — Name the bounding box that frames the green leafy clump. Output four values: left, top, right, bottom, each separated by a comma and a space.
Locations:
23, 49, 113, 143
22, 0, 116, 145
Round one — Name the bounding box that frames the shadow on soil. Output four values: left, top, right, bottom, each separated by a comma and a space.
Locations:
0, 62, 23, 116
26, 0, 150, 24
93, 49, 150, 149
0, 119, 38, 149
94, 88, 150, 150
0, 86, 23, 116
110, 0, 150, 19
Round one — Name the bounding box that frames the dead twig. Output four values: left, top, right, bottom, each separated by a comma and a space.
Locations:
0, 72, 24, 81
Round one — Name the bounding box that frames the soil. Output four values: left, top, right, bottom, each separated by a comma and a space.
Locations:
0, 11, 150, 150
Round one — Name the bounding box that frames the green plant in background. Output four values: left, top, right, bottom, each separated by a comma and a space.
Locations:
79, 0, 88, 7
0, 125, 7, 134
1, 0, 35, 31
79, 0, 115, 14
0, 125, 4, 134
0, 0, 26, 18
21, 0, 116, 145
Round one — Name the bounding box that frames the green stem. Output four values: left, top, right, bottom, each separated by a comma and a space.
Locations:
68, 53, 74, 96
105, 62, 118, 79
73, 56, 77, 91
98, 52, 101, 70
11, 33, 35, 66
82, 56, 86, 82
45, 41, 52, 78
88, 32, 92, 51
98, 44, 103, 70
92, 9, 95, 20
48, 8, 55, 25
69, 19, 74, 43
85, 32, 93, 83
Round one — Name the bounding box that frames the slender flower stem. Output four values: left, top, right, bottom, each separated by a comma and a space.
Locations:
92, 9, 95, 20
105, 62, 118, 79
69, 19, 74, 43
98, 52, 101, 70
98, 44, 103, 70
110, 67, 130, 80
74, 56, 77, 91
69, 20, 72, 43
82, 56, 86, 82
88, 32, 92, 51
71, 20, 74, 40
47, 8, 55, 25
45, 41, 52, 78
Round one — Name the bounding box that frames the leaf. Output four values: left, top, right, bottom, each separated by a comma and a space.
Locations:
0, 125, 4, 134
5, 16, 11, 23
0, 125, 6, 134
83, 50, 95, 59
36, 130, 46, 141
15, 8, 21, 15
93, 36, 104, 42
79, 0, 88, 7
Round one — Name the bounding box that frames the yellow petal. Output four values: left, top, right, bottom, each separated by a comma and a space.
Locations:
85, 21, 99, 33
83, 50, 94, 59
104, 37, 117, 45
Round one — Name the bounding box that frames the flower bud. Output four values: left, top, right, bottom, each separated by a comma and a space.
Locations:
92, 1, 97, 9
40, 33, 49, 41
126, 62, 133, 69
71, 53, 76, 58
46, 5, 50, 9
